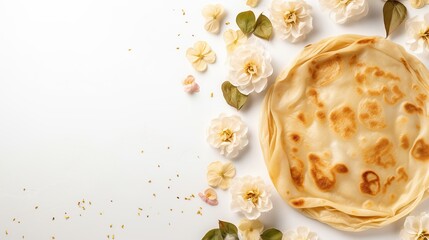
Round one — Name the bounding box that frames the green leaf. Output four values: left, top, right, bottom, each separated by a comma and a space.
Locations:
202, 229, 223, 240
221, 81, 248, 110
260, 228, 283, 240
254, 14, 273, 40
218, 220, 239, 240
383, 0, 407, 38
236, 10, 256, 35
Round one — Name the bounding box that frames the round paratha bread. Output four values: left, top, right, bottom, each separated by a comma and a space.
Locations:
260, 35, 429, 231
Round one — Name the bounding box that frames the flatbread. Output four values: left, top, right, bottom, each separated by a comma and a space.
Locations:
259, 35, 429, 231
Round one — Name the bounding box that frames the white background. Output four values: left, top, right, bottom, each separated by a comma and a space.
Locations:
0, 0, 428, 239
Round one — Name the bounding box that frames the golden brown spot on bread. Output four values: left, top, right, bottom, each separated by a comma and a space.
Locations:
360, 171, 380, 196
357, 38, 376, 44
291, 199, 305, 207
401, 58, 411, 73
292, 147, 299, 153
329, 106, 357, 139
396, 167, 409, 182
297, 113, 306, 124
355, 73, 366, 84
308, 153, 336, 191
412, 139, 429, 161
333, 164, 348, 173
310, 54, 341, 86
358, 99, 386, 130
400, 135, 410, 149
403, 102, 423, 115
289, 133, 302, 144
306, 88, 324, 108
383, 85, 404, 105
290, 157, 305, 188
383, 176, 395, 193
364, 137, 396, 168
349, 55, 357, 66
316, 111, 326, 120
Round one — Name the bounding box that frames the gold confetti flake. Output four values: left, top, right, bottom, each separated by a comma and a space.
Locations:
225, 21, 230, 25
121, 225, 125, 229
210, 92, 214, 98
181, 9, 185, 15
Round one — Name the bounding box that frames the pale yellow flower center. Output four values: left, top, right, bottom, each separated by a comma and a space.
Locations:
244, 189, 260, 205
283, 11, 297, 24
418, 231, 429, 240
219, 128, 234, 142
244, 61, 258, 75
419, 28, 429, 42
338, 0, 352, 5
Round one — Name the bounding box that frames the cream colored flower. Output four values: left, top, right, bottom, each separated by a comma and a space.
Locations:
202, 4, 225, 34
247, 0, 260, 7
410, 0, 426, 8
319, 0, 369, 24
238, 219, 264, 240
270, 0, 313, 43
224, 29, 247, 53
186, 41, 216, 72
400, 212, 429, 240
230, 176, 272, 219
182, 75, 200, 93
283, 227, 318, 240
198, 188, 218, 206
207, 161, 236, 190
406, 14, 429, 54
227, 40, 273, 95
207, 114, 249, 159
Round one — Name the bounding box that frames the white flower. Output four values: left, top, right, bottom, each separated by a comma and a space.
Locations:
238, 219, 264, 240
400, 212, 429, 240
283, 226, 318, 240
247, 0, 260, 7
319, 0, 369, 24
182, 75, 200, 93
406, 14, 429, 54
206, 161, 236, 189
186, 41, 216, 72
270, 0, 313, 43
227, 40, 273, 95
230, 176, 273, 220
207, 114, 249, 159
202, 4, 225, 34
224, 29, 247, 53
410, 0, 426, 9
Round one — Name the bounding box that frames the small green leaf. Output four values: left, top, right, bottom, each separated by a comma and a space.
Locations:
236, 10, 256, 35
383, 0, 407, 38
260, 228, 283, 240
218, 220, 239, 239
254, 14, 273, 40
202, 228, 222, 240
221, 81, 248, 110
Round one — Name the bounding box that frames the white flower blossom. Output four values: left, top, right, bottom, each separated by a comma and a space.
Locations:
186, 41, 216, 72
270, 0, 313, 43
319, 0, 368, 24
202, 4, 225, 34
207, 114, 248, 159
224, 29, 247, 53
410, 0, 427, 9
230, 176, 273, 220
227, 39, 273, 95
238, 219, 264, 240
400, 212, 429, 240
206, 161, 236, 189
283, 226, 318, 240
406, 13, 429, 54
